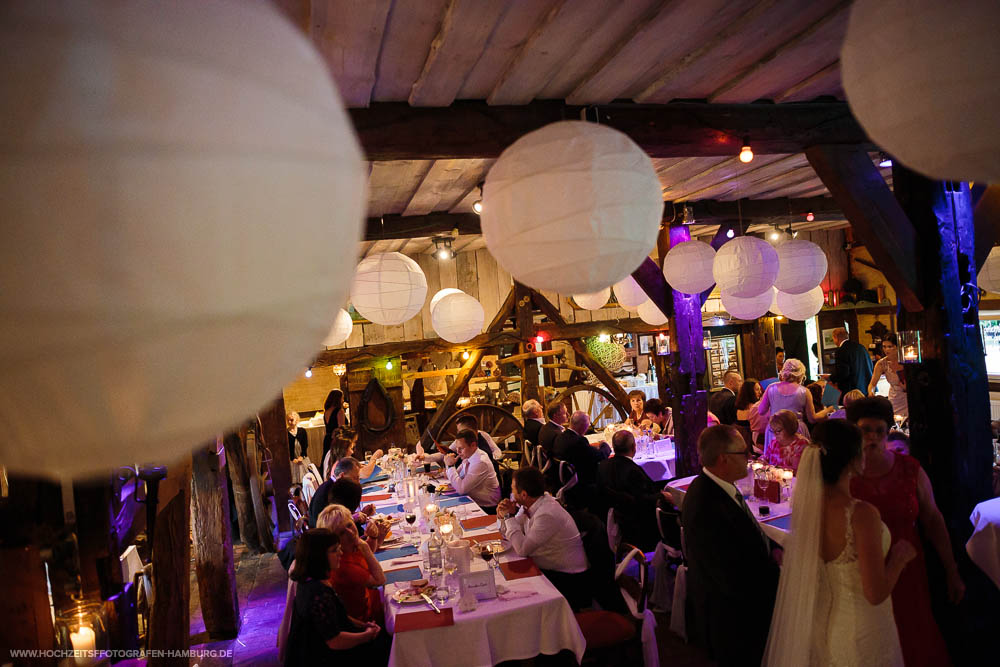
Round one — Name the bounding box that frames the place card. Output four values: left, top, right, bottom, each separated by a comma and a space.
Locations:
459, 570, 497, 601
461, 515, 498, 530
499, 558, 542, 581
394, 607, 455, 633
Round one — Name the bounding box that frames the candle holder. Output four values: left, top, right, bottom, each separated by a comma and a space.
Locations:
897, 330, 922, 364
702, 331, 713, 350
55, 599, 107, 666
656, 333, 671, 356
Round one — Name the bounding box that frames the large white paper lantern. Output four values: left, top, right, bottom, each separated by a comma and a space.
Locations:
351, 253, 428, 326
663, 241, 717, 294
323, 309, 354, 347
722, 290, 774, 321
979, 247, 1000, 293
637, 299, 668, 326
773, 240, 828, 295
431, 291, 485, 343
614, 275, 648, 309
0, 0, 366, 477
769, 287, 784, 317
841, 0, 1000, 182
776, 287, 826, 321
430, 288, 464, 314
481, 121, 663, 294
573, 288, 611, 310
713, 236, 779, 298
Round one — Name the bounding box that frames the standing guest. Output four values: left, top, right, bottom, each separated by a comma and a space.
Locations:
538, 401, 568, 456
597, 430, 670, 551
761, 410, 810, 472
322, 389, 347, 464
521, 399, 545, 445
316, 504, 386, 623
849, 397, 963, 667
868, 333, 908, 418
624, 389, 647, 426
682, 425, 780, 667
642, 398, 674, 436
554, 411, 611, 490
444, 430, 501, 512
758, 359, 834, 451
828, 327, 874, 401
775, 346, 785, 376
497, 467, 589, 610
287, 411, 310, 485
709, 370, 742, 425
735, 379, 764, 454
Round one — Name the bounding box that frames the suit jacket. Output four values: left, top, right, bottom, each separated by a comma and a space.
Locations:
831, 339, 874, 396
682, 473, 779, 667
538, 421, 563, 456
523, 418, 543, 447
597, 456, 662, 551
708, 388, 737, 425
553, 430, 608, 488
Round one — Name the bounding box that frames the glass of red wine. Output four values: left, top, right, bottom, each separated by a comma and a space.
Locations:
404, 512, 417, 544
479, 543, 497, 573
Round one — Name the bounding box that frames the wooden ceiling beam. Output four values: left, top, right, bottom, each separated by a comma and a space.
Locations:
350, 101, 871, 160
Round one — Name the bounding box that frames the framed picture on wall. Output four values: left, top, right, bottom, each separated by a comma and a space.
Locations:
821, 328, 839, 349
639, 335, 652, 355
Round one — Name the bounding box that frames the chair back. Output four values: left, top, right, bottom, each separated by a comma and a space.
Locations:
555, 461, 577, 504
656, 506, 683, 553
523, 439, 535, 467
614, 546, 650, 620
537, 446, 551, 473
307, 462, 322, 483
288, 500, 303, 524
301, 472, 318, 504
607, 508, 622, 555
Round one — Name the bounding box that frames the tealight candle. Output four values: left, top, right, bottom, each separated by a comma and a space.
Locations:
752, 462, 764, 471
440, 523, 453, 539
781, 469, 794, 481
70, 623, 96, 666
424, 503, 438, 517
903, 346, 918, 361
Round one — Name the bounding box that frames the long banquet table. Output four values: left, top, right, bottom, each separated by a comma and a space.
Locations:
362, 474, 586, 667
586, 432, 676, 481
666, 474, 793, 545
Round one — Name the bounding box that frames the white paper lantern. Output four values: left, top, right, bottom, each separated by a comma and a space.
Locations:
481, 121, 663, 294
713, 236, 779, 298
979, 247, 1000, 293
721, 290, 774, 321
663, 240, 717, 294
637, 299, 668, 326
430, 288, 464, 314
776, 286, 826, 321
573, 288, 611, 310
431, 291, 485, 343
351, 253, 428, 326
323, 309, 354, 347
770, 287, 784, 317
614, 275, 648, 308
773, 240, 828, 295
841, 0, 1000, 182
0, 0, 366, 477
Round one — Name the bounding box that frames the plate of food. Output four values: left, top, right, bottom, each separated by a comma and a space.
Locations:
478, 539, 511, 555
436, 483, 453, 493
391, 579, 436, 605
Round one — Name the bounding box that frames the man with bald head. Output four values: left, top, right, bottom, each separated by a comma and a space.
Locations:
553, 410, 611, 493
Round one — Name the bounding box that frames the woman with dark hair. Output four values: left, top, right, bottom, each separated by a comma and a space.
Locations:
624, 389, 646, 425
867, 334, 908, 418
735, 379, 763, 454
806, 382, 825, 415
284, 529, 389, 666
324, 389, 347, 432
322, 427, 381, 482
848, 396, 962, 667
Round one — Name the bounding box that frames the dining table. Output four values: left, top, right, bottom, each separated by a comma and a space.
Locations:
362, 471, 586, 667
587, 432, 677, 481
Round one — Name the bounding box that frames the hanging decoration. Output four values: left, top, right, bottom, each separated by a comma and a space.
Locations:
637, 299, 668, 326
573, 288, 611, 310
769, 287, 784, 317
481, 121, 662, 294
773, 239, 828, 294
663, 240, 717, 294
0, 0, 366, 477
775, 286, 826, 321
713, 236, 779, 298
613, 274, 648, 309
978, 247, 1000, 293
351, 252, 427, 326
841, 0, 1000, 182
323, 309, 354, 347
431, 291, 485, 343
430, 288, 464, 314
721, 290, 774, 321
585, 336, 627, 373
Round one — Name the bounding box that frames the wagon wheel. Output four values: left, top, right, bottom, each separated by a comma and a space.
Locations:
438, 404, 525, 458
549, 383, 629, 426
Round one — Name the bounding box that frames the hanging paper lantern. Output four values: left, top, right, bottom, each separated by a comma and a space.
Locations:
573, 288, 611, 310
769, 287, 784, 317
776, 286, 826, 321
431, 291, 485, 343
721, 290, 774, 321
585, 336, 627, 373
0, 0, 366, 477
979, 247, 1000, 293
713, 236, 779, 298
663, 240, 717, 294
481, 121, 663, 294
773, 239, 828, 295
351, 252, 428, 326
323, 309, 354, 347
637, 299, 668, 326
430, 288, 464, 314
841, 0, 1000, 182
614, 275, 648, 309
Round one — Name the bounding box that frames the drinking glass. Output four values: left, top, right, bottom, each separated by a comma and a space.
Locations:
404, 512, 417, 545
443, 553, 460, 598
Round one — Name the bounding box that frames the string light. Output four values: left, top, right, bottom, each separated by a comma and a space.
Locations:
304, 367, 312, 378
535, 334, 544, 344
738, 137, 754, 163
726, 228, 735, 239
385, 360, 393, 370
472, 182, 484, 215
598, 333, 611, 343
806, 210, 815, 222
461, 350, 470, 360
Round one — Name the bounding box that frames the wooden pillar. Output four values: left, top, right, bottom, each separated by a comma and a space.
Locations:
147, 458, 191, 667
515, 282, 541, 403
259, 397, 293, 533
191, 442, 240, 639
741, 318, 777, 382
222, 431, 263, 553
73, 479, 124, 600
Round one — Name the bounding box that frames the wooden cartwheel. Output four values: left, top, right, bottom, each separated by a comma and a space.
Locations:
548, 383, 629, 426
437, 404, 525, 454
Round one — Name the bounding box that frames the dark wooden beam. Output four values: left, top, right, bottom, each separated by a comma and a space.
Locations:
673, 196, 842, 223
365, 213, 481, 241
148, 460, 191, 667
515, 283, 540, 402
222, 432, 263, 553
805, 145, 923, 312
351, 101, 871, 160
258, 397, 292, 534
973, 185, 1000, 272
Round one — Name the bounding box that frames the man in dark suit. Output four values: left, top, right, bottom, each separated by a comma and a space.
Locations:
828, 327, 874, 400
538, 401, 568, 456
682, 425, 780, 667
521, 398, 545, 446
553, 411, 610, 488
708, 370, 742, 425
597, 430, 669, 551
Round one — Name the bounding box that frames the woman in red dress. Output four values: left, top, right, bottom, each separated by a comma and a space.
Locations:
317, 504, 386, 623
848, 397, 965, 667
761, 410, 809, 471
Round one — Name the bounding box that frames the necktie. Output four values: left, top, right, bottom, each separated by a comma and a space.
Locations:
736, 491, 770, 553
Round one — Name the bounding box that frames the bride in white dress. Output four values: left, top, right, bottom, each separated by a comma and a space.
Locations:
763, 420, 916, 666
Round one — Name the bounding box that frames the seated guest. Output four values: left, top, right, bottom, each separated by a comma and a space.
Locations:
455, 414, 503, 459
444, 429, 502, 512
806, 381, 826, 416
322, 427, 382, 482
887, 431, 910, 455
497, 467, 589, 610
597, 430, 669, 551
316, 504, 386, 624
554, 411, 610, 489
327, 477, 388, 553
761, 410, 809, 471
642, 398, 674, 436
310, 458, 370, 526
283, 529, 389, 665
708, 370, 742, 425
735, 380, 764, 453
828, 388, 864, 420
538, 401, 568, 456
521, 399, 545, 445
625, 389, 646, 425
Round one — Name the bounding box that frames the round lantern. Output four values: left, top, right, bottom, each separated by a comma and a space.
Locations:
769, 288, 784, 317
776, 286, 826, 321
663, 240, 717, 294
0, 0, 366, 477
481, 121, 663, 294
430, 288, 464, 314
351, 252, 428, 326
431, 291, 485, 343
841, 0, 1000, 182
573, 288, 611, 310
713, 236, 779, 298
614, 275, 648, 309
323, 309, 354, 347
773, 240, 828, 295
721, 290, 774, 321
978, 247, 1000, 293
637, 299, 668, 326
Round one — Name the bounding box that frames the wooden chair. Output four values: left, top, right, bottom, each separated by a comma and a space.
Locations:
555, 461, 577, 505
522, 439, 535, 467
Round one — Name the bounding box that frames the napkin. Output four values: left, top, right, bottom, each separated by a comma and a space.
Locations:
384, 566, 423, 585
763, 514, 792, 530
468, 531, 503, 544
374, 503, 404, 514
362, 485, 386, 492
500, 558, 542, 580
375, 545, 418, 562
361, 493, 392, 502
438, 496, 472, 509
394, 608, 454, 633
461, 515, 498, 530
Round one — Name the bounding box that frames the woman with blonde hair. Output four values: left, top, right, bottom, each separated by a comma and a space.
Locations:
317, 504, 386, 623
758, 359, 834, 452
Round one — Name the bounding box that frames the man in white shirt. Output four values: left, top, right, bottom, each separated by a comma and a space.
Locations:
497, 467, 589, 609
444, 430, 501, 512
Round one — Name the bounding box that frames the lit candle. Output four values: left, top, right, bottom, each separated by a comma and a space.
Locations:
70, 623, 96, 666
782, 469, 794, 481
440, 523, 453, 539
424, 503, 438, 517
752, 462, 764, 471
903, 346, 917, 361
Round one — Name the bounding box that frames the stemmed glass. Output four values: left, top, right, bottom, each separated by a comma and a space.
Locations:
404, 511, 417, 545
478, 543, 498, 574
441, 552, 459, 601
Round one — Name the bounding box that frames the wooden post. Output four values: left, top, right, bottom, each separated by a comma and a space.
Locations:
222, 431, 263, 553
515, 282, 541, 402
191, 443, 239, 639
742, 318, 777, 382
73, 479, 123, 600
147, 458, 191, 667
258, 397, 293, 534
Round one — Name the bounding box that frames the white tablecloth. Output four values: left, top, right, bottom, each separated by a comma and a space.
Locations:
586, 433, 676, 481
666, 474, 793, 545
967, 497, 1000, 590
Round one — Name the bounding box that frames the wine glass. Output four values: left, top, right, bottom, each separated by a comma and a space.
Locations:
443, 553, 459, 599
404, 512, 417, 545
479, 543, 498, 575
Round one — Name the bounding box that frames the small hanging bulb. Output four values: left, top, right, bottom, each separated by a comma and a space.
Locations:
598, 333, 610, 343
461, 350, 470, 360
806, 210, 815, 222
305, 367, 312, 378
385, 360, 393, 370
726, 228, 735, 239
770, 228, 781, 242
738, 137, 754, 163
472, 200, 483, 215
535, 334, 544, 344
